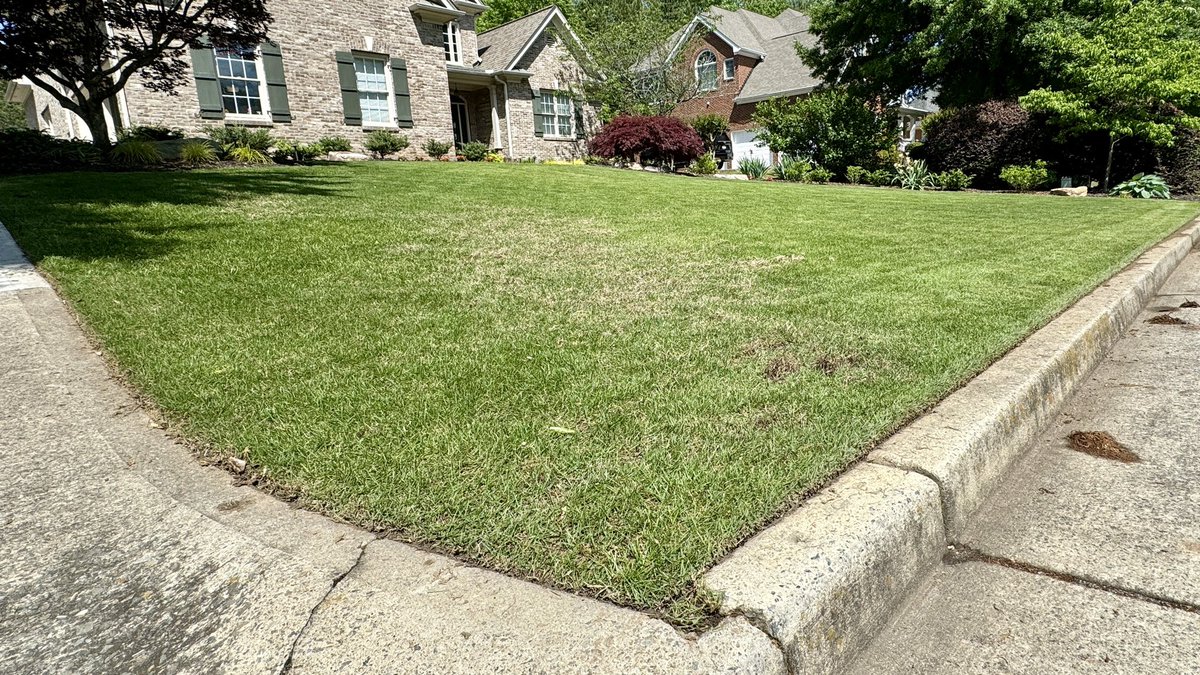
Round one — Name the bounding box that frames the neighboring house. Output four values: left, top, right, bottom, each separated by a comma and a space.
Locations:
3, 2, 596, 160
666, 6, 938, 168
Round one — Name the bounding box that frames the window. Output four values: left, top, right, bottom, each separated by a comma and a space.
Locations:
539, 91, 574, 138
353, 55, 392, 125
216, 47, 267, 116
695, 51, 718, 91
444, 21, 462, 64
724, 57, 736, 80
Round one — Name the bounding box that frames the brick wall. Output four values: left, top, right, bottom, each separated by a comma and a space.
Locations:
508, 32, 597, 160
670, 33, 759, 131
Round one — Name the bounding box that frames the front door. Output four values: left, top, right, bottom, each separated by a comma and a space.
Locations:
451, 95, 470, 148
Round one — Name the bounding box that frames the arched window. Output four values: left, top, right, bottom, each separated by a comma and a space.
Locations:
444, 21, 462, 64
695, 51, 718, 91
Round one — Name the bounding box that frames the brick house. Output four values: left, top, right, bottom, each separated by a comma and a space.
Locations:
3, 3, 596, 160
667, 6, 938, 169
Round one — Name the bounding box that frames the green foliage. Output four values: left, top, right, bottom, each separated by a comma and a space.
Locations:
315, 136, 353, 153
460, 141, 490, 162
273, 139, 322, 164
865, 168, 895, 187
364, 130, 410, 159
1020, 0, 1200, 189
933, 169, 973, 191
120, 125, 183, 141
109, 138, 162, 166
485, 151, 506, 163
0, 80, 24, 130
738, 157, 769, 180
691, 152, 718, 175
209, 126, 273, 160
179, 140, 217, 166
773, 155, 809, 182
1110, 173, 1171, 199
807, 166, 833, 183
690, 114, 730, 147
0, 128, 102, 173
423, 138, 452, 159
1000, 160, 1052, 192
227, 145, 271, 165
893, 160, 935, 190
845, 166, 867, 184
753, 88, 896, 176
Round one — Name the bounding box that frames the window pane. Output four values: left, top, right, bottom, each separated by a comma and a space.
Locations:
214, 48, 265, 117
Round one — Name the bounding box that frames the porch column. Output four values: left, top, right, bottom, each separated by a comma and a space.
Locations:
488, 85, 503, 152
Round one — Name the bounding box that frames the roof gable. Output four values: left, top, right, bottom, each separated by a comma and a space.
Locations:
477, 6, 584, 72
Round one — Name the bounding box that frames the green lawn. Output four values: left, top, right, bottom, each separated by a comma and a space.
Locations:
2, 164, 1195, 624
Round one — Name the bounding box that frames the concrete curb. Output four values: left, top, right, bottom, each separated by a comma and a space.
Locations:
703, 219, 1200, 674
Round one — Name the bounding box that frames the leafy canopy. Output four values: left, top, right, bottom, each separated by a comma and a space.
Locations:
1020, 0, 1200, 147
752, 88, 897, 175
0, 0, 272, 145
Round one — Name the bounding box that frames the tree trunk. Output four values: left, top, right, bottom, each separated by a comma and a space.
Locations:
1103, 133, 1119, 193
79, 104, 112, 149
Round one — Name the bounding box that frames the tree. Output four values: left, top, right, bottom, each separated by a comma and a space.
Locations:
751, 88, 897, 175
0, 1, 272, 147
477, 0, 579, 32
1020, 0, 1200, 190
799, 0, 1106, 108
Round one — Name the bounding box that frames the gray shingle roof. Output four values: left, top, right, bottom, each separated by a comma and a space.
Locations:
694, 6, 822, 103
477, 6, 557, 71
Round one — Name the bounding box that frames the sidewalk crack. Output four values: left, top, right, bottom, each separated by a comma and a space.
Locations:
945, 542, 1200, 615
279, 537, 374, 674
724, 608, 793, 674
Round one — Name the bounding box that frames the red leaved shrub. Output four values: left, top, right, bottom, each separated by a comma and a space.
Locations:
913, 101, 1050, 188
589, 115, 705, 168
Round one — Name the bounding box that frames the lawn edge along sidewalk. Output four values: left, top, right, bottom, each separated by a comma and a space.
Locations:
702, 217, 1200, 674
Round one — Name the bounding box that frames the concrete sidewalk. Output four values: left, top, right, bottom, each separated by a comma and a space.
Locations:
849, 250, 1200, 673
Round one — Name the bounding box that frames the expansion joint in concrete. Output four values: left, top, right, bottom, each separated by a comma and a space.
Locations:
723, 608, 793, 673
279, 537, 375, 674
945, 542, 1200, 616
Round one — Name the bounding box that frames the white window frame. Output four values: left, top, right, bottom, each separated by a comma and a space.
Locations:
695, 51, 719, 91
352, 53, 397, 128
723, 57, 736, 81
538, 91, 575, 140
215, 46, 271, 122
444, 21, 463, 65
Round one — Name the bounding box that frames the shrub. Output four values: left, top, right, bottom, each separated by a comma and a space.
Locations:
752, 88, 897, 176
209, 126, 273, 154
460, 141, 490, 162
363, 130, 409, 159
865, 168, 894, 187
845, 166, 867, 184
273, 139, 322, 164
0, 129, 102, 173
1000, 160, 1051, 191
932, 168, 973, 191
227, 145, 271, 164
738, 157, 769, 180
485, 151, 506, 163
1110, 173, 1171, 199
121, 124, 184, 141
773, 155, 810, 182
110, 138, 163, 166
179, 140, 217, 166
423, 138, 452, 159
584, 155, 613, 166
691, 152, 718, 175
316, 136, 353, 153
893, 160, 935, 190
1156, 127, 1200, 195
915, 101, 1050, 189
807, 166, 833, 183
588, 115, 705, 168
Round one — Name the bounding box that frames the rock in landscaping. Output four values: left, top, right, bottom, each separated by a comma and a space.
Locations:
1050, 186, 1088, 197
327, 151, 370, 162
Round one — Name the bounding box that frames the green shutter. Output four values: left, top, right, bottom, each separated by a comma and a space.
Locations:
574, 99, 586, 140
335, 51, 362, 126
390, 58, 414, 129
190, 45, 224, 120
260, 41, 291, 123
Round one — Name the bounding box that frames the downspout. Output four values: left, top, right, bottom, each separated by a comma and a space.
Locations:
488, 84, 502, 152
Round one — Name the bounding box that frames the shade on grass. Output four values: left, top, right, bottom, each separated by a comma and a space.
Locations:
2, 164, 1195, 624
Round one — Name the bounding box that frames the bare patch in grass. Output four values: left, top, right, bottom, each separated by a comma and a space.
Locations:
1181, 299, 1199, 308
1147, 314, 1188, 325
763, 355, 801, 382
815, 352, 862, 376
1067, 431, 1141, 463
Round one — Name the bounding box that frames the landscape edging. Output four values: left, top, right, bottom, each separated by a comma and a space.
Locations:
702, 219, 1200, 674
